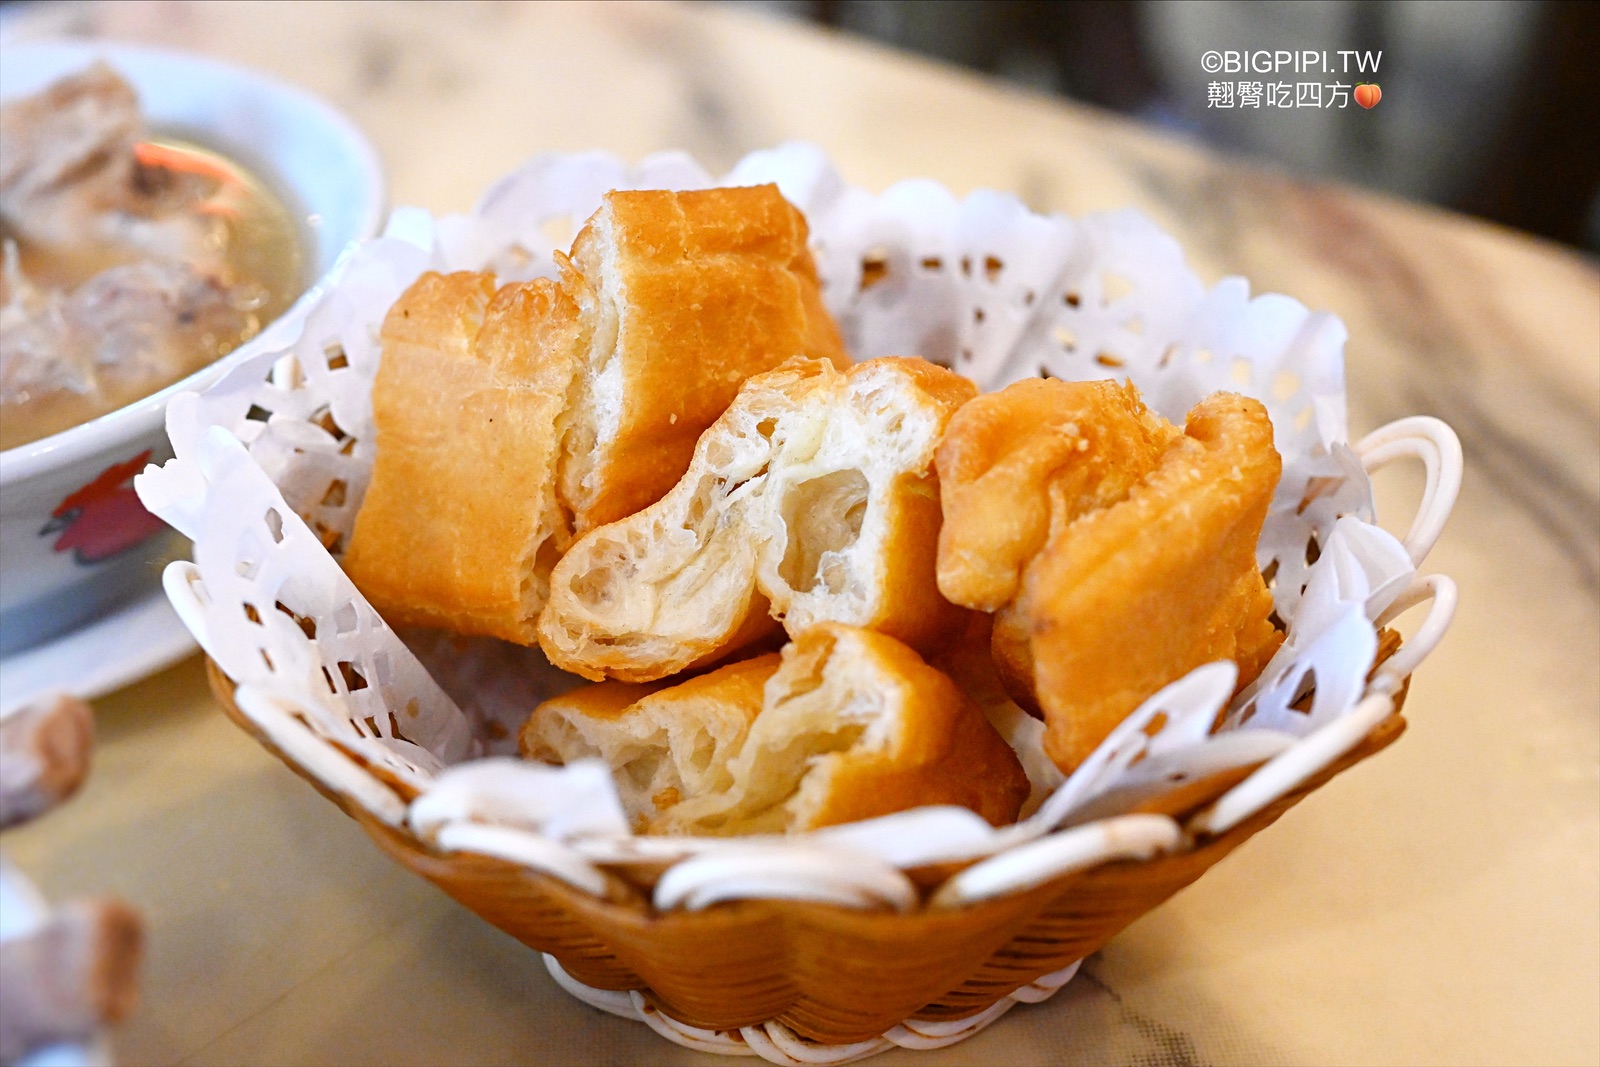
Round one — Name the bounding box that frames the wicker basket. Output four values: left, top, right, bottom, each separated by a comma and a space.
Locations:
137, 146, 1465, 1062
206, 660, 1411, 1049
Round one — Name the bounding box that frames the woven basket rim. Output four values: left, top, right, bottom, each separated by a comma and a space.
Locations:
205, 654, 1409, 1046
204, 655, 1410, 905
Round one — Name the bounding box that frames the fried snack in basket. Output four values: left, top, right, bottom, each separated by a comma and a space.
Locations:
520, 654, 776, 832
935, 378, 1179, 612
936, 379, 1283, 772
342, 272, 579, 642
560, 184, 848, 532
537, 356, 976, 682
930, 613, 1066, 817
522, 623, 1028, 835
343, 185, 846, 643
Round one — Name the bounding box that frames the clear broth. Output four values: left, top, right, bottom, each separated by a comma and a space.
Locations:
1, 138, 307, 451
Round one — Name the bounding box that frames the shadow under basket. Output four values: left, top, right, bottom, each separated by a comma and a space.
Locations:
206, 658, 1407, 1046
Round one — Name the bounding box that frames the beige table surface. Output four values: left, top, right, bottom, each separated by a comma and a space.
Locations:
2, 2, 1597, 1065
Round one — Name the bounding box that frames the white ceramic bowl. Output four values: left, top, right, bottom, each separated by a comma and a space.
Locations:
0, 41, 385, 656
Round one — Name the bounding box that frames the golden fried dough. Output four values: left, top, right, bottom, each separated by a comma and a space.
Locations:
344, 271, 580, 642
935, 378, 1179, 611
537, 357, 976, 682
520, 655, 776, 832
561, 185, 849, 533
345, 185, 847, 642
936, 380, 1283, 772
524, 624, 1028, 835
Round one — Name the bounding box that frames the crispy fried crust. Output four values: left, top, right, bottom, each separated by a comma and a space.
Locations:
537, 357, 975, 682
343, 271, 581, 643
929, 613, 1065, 818
1026, 392, 1282, 770
935, 378, 1179, 611
523, 625, 1027, 835
936, 380, 1283, 772
561, 185, 849, 533
773, 625, 1030, 833
520, 655, 778, 831
346, 186, 847, 642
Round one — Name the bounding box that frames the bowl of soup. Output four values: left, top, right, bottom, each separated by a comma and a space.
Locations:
0, 41, 384, 656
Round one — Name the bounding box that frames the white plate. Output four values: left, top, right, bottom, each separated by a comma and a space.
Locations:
0, 583, 196, 716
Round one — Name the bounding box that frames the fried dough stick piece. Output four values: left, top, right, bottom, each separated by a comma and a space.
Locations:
936, 378, 1179, 706
523, 624, 1028, 835
345, 186, 848, 642
343, 272, 580, 643
0, 694, 95, 830
1022, 392, 1281, 770
537, 357, 975, 682
0, 898, 143, 1065
930, 614, 1065, 819
520, 656, 774, 832
936, 381, 1282, 772
559, 185, 849, 533
935, 378, 1179, 611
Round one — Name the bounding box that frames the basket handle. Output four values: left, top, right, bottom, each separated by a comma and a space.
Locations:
1186, 572, 1453, 838
1372, 573, 1459, 685
1354, 416, 1462, 566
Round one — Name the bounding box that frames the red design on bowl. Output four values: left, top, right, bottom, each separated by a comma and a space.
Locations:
40, 450, 168, 565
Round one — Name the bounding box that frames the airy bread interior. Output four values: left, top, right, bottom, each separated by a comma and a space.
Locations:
345, 185, 845, 643
522, 624, 1029, 836
520, 656, 776, 832
557, 185, 848, 535
537, 357, 975, 682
